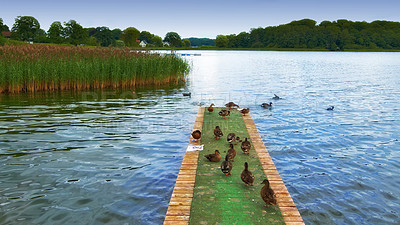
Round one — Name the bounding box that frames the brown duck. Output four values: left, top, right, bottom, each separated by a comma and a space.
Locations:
204, 150, 221, 162
214, 126, 223, 139
227, 133, 239, 145
218, 109, 230, 119
227, 143, 236, 162
225, 102, 240, 110
221, 155, 233, 176
261, 102, 273, 108
239, 108, 250, 116
241, 162, 255, 186
191, 130, 201, 142
241, 137, 251, 155
260, 179, 277, 206
208, 103, 215, 113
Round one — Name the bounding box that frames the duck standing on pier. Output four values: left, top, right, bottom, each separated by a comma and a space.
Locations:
204, 150, 221, 162
221, 155, 233, 175
225, 102, 240, 110
208, 103, 215, 113
218, 109, 230, 119
214, 126, 223, 139
241, 137, 251, 155
239, 108, 250, 116
241, 162, 255, 186
227, 143, 236, 162
260, 179, 277, 207
227, 133, 239, 145
191, 130, 202, 142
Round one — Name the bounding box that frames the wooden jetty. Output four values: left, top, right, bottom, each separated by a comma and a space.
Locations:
164, 107, 304, 224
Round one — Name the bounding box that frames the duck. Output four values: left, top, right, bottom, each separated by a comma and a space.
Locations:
241, 137, 251, 155
241, 162, 255, 186
227, 133, 239, 145
225, 102, 240, 110
272, 94, 281, 100
227, 143, 236, 162
191, 130, 201, 142
260, 179, 277, 207
221, 155, 233, 176
326, 106, 334, 111
207, 103, 215, 113
239, 108, 250, 116
218, 109, 230, 119
214, 126, 223, 139
204, 150, 221, 162
261, 102, 273, 108
182, 92, 191, 97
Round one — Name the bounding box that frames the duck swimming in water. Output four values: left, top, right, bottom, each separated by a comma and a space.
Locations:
261, 102, 273, 108
272, 94, 281, 100
326, 106, 334, 111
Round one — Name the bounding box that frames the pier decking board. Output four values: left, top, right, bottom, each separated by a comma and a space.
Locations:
164, 107, 303, 225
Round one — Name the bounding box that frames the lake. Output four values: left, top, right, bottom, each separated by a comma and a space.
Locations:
0, 50, 399, 224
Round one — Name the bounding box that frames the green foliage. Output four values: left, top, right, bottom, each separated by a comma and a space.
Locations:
139, 31, 153, 43
93, 26, 114, 47
164, 32, 182, 47
48, 21, 64, 44
121, 27, 140, 47
0, 18, 10, 32
0, 36, 5, 46
11, 16, 40, 41
187, 38, 215, 47
216, 35, 228, 48
152, 35, 163, 47
64, 20, 88, 46
182, 39, 191, 47
115, 40, 125, 47
112, 28, 122, 40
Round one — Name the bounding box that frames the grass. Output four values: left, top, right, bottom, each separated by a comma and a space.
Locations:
189, 108, 285, 224
0, 44, 190, 93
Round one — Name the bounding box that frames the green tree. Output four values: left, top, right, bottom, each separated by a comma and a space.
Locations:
64, 20, 88, 45
152, 35, 163, 47
183, 39, 191, 47
164, 32, 182, 47
48, 21, 64, 44
0, 18, 10, 32
121, 27, 140, 47
139, 31, 154, 43
215, 35, 228, 48
112, 28, 122, 40
93, 26, 114, 46
11, 16, 40, 41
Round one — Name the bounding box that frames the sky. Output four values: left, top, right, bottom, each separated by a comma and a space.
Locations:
1, 0, 400, 39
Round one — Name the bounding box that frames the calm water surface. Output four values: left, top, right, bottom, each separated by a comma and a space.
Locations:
1, 51, 400, 225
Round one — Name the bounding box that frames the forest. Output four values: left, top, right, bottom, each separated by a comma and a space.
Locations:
216, 19, 400, 50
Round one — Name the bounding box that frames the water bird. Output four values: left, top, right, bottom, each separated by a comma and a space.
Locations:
221, 155, 233, 176
241, 137, 251, 155
218, 109, 230, 119
260, 179, 277, 207
225, 102, 240, 110
182, 92, 191, 97
208, 103, 215, 113
227, 133, 240, 145
204, 150, 221, 162
227, 143, 236, 162
261, 102, 273, 108
241, 162, 255, 186
191, 130, 201, 142
326, 106, 334, 111
239, 108, 250, 116
214, 126, 223, 139
272, 94, 281, 100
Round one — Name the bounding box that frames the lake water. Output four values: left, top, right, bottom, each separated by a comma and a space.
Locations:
1, 51, 399, 224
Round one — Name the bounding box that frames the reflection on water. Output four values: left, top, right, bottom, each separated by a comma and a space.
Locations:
1, 51, 400, 224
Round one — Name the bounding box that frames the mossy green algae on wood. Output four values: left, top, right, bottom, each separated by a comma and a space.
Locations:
189, 108, 284, 224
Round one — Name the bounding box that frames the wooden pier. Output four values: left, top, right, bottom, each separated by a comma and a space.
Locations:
164, 107, 304, 224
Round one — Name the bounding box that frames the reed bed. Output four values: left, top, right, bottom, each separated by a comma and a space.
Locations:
0, 45, 190, 93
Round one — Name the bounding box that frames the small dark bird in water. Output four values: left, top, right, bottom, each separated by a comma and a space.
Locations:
241, 137, 251, 155
204, 150, 221, 162
227, 143, 236, 162
261, 102, 273, 108
260, 179, 277, 207
272, 94, 281, 100
218, 109, 230, 119
208, 103, 215, 113
326, 106, 334, 111
214, 126, 223, 139
239, 108, 250, 116
241, 162, 255, 186
225, 102, 240, 110
191, 130, 201, 142
221, 155, 233, 176
182, 92, 191, 97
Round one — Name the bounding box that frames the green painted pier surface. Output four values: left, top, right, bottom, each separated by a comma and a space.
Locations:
189, 108, 285, 224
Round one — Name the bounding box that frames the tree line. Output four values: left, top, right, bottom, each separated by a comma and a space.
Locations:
0, 16, 190, 47
216, 19, 400, 50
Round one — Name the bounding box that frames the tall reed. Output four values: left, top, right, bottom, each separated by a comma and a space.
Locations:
0, 45, 190, 93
